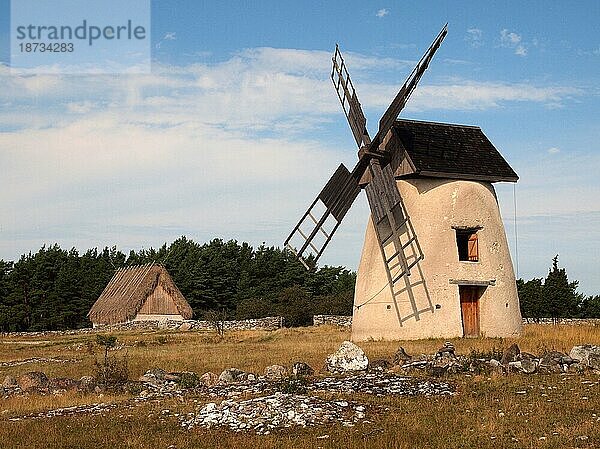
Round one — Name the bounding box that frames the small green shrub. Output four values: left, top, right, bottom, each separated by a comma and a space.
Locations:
276, 376, 308, 394
93, 353, 129, 390
155, 335, 168, 345
93, 335, 128, 390
468, 346, 503, 361
177, 372, 201, 389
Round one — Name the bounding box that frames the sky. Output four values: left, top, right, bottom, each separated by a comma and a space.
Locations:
0, 1, 599, 293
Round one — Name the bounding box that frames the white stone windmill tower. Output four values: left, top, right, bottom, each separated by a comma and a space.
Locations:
284, 25, 522, 340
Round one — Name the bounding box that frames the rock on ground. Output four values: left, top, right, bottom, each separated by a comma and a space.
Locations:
2, 375, 18, 388
219, 368, 254, 384
393, 347, 412, 365
520, 359, 538, 374
589, 353, 600, 370
429, 353, 461, 376
501, 343, 520, 366
309, 372, 455, 397
78, 376, 97, 393
48, 377, 79, 392
264, 365, 287, 380
325, 341, 369, 373
18, 372, 48, 390
138, 368, 166, 384
200, 372, 219, 387
570, 345, 600, 369
369, 359, 391, 371
292, 362, 314, 377
538, 351, 566, 373
437, 342, 456, 356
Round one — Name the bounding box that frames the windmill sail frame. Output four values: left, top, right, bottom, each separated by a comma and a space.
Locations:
285, 25, 447, 299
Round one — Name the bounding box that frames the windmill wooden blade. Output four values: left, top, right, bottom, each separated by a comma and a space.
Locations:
365, 161, 423, 286
284, 163, 361, 268
331, 45, 371, 148
373, 24, 447, 147
285, 25, 446, 273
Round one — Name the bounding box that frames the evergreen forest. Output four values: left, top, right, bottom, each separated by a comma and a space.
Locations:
0, 237, 354, 331
0, 238, 597, 332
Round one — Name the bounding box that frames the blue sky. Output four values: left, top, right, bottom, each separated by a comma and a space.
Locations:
0, 1, 599, 293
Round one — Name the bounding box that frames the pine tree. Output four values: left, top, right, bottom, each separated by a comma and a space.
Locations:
517, 277, 544, 320
542, 255, 580, 319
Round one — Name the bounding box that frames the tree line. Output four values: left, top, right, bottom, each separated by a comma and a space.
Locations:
0, 238, 597, 332
0, 237, 355, 332
517, 255, 600, 320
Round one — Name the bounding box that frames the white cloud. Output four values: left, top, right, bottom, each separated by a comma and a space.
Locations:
363, 80, 580, 111
496, 150, 600, 293
577, 45, 600, 56
66, 101, 96, 114
515, 45, 528, 56
547, 147, 560, 154
376, 8, 389, 18
0, 47, 588, 268
501, 151, 600, 216
466, 28, 484, 48
500, 29, 522, 45
500, 29, 528, 56
156, 31, 177, 49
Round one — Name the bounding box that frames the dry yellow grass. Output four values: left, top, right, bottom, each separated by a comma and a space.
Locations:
1, 324, 599, 449
3, 324, 598, 379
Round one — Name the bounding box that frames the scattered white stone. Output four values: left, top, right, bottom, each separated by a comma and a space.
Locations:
309, 373, 455, 397
181, 393, 365, 434
0, 357, 79, 368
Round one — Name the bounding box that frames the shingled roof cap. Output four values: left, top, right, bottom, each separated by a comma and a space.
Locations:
393, 119, 518, 183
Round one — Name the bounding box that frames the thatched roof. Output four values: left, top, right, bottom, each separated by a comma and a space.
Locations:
88, 263, 193, 325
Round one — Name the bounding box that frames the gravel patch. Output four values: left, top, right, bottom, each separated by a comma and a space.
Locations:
0, 357, 80, 368
180, 392, 365, 434
309, 373, 455, 396
7, 403, 117, 421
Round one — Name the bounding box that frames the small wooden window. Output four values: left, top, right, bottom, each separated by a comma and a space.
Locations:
456, 229, 479, 262
467, 233, 478, 261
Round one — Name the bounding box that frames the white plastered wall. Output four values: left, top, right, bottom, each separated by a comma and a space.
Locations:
351, 178, 522, 341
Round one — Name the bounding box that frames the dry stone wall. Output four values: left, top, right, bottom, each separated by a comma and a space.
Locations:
3, 316, 599, 338
0, 316, 284, 337
314, 315, 600, 328
522, 318, 600, 326
180, 317, 284, 331
313, 315, 352, 327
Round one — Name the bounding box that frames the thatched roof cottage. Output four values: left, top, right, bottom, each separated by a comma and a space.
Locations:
88, 263, 193, 327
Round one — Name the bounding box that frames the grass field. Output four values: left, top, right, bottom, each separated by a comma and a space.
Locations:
1, 324, 599, 448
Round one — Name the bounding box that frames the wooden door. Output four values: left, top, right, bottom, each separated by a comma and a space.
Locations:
460, 286, 480, 337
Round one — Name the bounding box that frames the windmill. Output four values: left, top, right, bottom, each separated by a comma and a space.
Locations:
285, 25, 447, 300
284, 24, 523, 340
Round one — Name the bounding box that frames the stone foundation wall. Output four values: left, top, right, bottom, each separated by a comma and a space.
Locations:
313, 315, 353, 327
